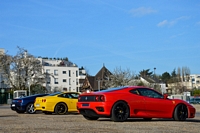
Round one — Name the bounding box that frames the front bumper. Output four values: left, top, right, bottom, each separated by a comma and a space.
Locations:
187, 105, 196, 118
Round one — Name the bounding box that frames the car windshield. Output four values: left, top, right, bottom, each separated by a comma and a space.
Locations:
100, 86, 127, 92
48, 92, 62, 96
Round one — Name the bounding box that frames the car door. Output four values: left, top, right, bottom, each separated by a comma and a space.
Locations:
129, 89, 147, 117
138, 88, 175, 118
66, 93, 79, 111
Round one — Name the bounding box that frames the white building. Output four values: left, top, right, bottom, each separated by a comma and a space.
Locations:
190, 74, 200, 89
37, 58, 86, 93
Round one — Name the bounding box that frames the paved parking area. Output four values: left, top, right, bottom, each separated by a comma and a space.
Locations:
0, 105, 200, 133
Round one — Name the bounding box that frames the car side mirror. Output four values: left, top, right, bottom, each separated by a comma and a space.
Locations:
163, 94, 168, 99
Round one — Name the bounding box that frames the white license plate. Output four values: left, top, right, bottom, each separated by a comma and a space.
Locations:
36, 104, 40, 107
12, 104, 15, 107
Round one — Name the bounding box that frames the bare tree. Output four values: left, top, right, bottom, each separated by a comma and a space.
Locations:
0, 47, 45, 93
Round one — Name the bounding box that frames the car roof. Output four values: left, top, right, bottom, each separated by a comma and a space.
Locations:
99, 86, 150, 93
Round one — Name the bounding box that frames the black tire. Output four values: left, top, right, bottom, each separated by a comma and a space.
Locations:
111, 101, 129, 122
143, 118, 152, 121
173, 104, 188, 121
83, 115, 99, 120
26, 103, 36, 114
54, 103, 68, 115
16, 109, 25, 114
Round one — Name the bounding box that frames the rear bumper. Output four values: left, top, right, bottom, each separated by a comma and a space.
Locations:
34, 103, 54, 112
10, 104, 26, 112
77, 102, 112, 117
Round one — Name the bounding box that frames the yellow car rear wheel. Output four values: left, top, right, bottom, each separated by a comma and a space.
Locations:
54, 102, 68, 115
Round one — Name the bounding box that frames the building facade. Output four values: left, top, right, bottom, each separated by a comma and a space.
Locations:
38, 58, 86, 93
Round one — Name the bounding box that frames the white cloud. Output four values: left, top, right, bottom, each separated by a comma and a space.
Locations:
129, 7, 157, 17
157, 20, 168, 27
157, 16, 190, 27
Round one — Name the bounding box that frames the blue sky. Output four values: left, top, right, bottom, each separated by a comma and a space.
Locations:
0, 0, 200, 76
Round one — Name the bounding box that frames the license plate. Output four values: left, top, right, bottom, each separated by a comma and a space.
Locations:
35, 104, 40, 107
12, 104, 15, 107
82, 103, 89, 106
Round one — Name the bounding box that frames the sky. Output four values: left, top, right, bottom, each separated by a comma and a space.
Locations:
0, 0, 200, 76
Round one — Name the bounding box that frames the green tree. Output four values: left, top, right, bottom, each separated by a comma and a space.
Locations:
139, 69, 153, 77
161, 72, 171, 84
192, 89, 200, 96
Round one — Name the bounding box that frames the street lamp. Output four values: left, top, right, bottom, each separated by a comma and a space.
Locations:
154, 67, 156, 78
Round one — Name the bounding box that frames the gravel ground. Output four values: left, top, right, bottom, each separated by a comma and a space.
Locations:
0, 105, 200, 133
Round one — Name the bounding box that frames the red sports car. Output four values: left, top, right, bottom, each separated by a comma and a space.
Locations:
77, 86, 196, 122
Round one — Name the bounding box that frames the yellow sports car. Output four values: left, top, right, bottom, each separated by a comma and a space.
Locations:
34, 92, 79, 115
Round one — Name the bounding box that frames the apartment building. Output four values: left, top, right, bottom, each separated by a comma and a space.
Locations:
37, 58, 86, 93
190, 74, 200, 89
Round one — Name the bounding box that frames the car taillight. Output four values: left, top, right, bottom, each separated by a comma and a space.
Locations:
95, 96, 99, 101
42, 99, 46, 102
95, 95, 105, 102
99, 95, 105, 101
17, 100, 22, 103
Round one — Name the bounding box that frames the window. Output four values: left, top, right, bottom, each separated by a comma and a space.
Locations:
47, 77, 51, 84
76, 70, 78, 77
46, 69, 50, 74
130, 89, 140, 95
63, 79, 66, 82
54, 78, 58, 84
69, 78, 71, 85
54, 70, 58, 76
63, 71, 66, 74
63, 88, 67, 91
76, 79, 78, 85
69, 70, 71, 77
58, 93, 79, 99
138, 88, 163, 99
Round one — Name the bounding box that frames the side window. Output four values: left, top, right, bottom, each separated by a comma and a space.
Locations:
58, 93, 66, 98
68, 93, 79, 99
130, 89, 140, 95
138, 88, 163, 99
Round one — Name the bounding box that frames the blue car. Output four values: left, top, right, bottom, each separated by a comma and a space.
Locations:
189, 97, 200, 104
10, 94, 49, 114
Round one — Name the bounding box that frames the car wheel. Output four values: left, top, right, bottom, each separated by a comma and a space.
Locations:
16, 109, 25, 114
173, 104, 188, 121
143, 118, 152, 121
54, 103, 68, 115
26, 103, 36, 114
83, 115, 99, 120
111, 101, 129, 122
